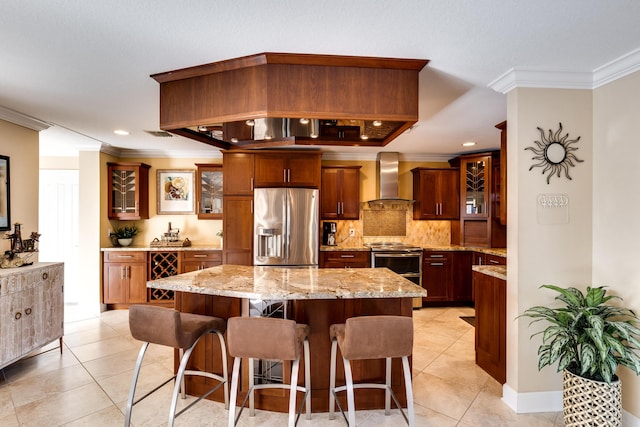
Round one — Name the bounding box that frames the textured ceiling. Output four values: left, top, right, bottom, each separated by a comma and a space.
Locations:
1, 0, 640, 159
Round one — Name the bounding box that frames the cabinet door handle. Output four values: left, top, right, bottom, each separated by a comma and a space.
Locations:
25, 307, 32, 316
489, 259, 501, 264
250, 177, 254, 191
193, 254, 207, 258
15, 311, 22, 320
340, 255, 355, 258
337, 203, 340, 214
430, 254, 444, 258
42, 272, 49, 280
430, 262, 444, 266
288, 169, 291, 182
283, 169, 287, 182
250, 200, 254, 214
116, 255, 134, 258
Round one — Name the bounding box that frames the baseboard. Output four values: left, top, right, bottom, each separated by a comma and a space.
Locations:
502, 384, 562, 413
502, 384, 640, 425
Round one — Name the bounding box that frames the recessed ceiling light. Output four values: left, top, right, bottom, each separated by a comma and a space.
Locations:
245, 119, 255, 126
462, 141, 476, 147
299, 118, 309, 125
360, 134, 369, 140
230, 137, 239, 143
372, 120, 382, 127
114, 129, 130, 136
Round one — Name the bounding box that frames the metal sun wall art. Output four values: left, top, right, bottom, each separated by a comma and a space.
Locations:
525, 123, 584, 184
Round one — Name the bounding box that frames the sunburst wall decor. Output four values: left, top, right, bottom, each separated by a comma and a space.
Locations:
525, 122, 583, 184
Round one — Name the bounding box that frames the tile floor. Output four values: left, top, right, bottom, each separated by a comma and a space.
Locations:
0, 305, 562, 426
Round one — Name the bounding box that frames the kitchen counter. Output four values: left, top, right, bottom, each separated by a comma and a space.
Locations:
101, 245, 221, 252
472, 265, 507, 280
147, 264, 426, 300
150, 264, 424, 413
319, 244, 506, 258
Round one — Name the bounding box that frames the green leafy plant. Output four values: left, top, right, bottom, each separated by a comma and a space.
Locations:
112, 225, 138, 239
521, 285, 640, 383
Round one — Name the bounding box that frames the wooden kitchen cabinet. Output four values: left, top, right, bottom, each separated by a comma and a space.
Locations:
320, 251, 370, 268
422, 251, 452, 303
452, 251, 473, 302
107, 162, 150, 220
223, 196, 254, 265
474, 270, 506, 384
254, 152, 321, 188
411, 168, 459, 220
450, 151, 506, 247
181, 250, 222, 272
222, 152, 254, 195
102, 251, 148, 307
496, 121, 507, 225
321, 166, 361, 220
195, 164, 223, 219
473, 252, 506, 266
0, 263, 64, 370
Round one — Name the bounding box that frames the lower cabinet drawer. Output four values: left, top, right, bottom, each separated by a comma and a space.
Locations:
181, 251, 222, 262
320, 251, 370, 268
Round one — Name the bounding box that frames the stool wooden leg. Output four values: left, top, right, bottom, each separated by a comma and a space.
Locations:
124, 342, 150, 427
228, 357, 241, 427
289, 358, 300, 427
343, 357, 357, 427
402, 356, 415, 427
304, 338, 311, 420
329, 339, 337, 420
385, 357, 392, 415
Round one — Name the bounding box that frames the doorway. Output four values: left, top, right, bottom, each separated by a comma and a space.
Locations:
38, 170, 81, 307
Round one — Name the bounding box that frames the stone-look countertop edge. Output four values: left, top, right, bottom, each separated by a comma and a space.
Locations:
472, 265, 507, 280
101, 245, 221, 252
147, 265, 427, 300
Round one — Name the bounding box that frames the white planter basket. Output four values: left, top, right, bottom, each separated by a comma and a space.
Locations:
563, 369, 621, 426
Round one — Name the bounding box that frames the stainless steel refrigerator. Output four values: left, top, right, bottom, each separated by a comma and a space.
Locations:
253, 188, 319, 266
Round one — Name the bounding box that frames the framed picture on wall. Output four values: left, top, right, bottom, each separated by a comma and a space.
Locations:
156, 169, 195, 214
0, 155, 10, 231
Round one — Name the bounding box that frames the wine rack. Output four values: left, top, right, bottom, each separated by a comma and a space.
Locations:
148, 251, 178, 302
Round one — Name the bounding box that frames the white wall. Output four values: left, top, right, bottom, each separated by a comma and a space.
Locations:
593, 70, 640, 416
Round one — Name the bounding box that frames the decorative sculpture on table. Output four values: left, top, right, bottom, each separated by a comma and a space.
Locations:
2, 222, 40, 268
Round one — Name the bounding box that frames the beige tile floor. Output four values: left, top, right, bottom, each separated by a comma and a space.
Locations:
0, 305, 562, 426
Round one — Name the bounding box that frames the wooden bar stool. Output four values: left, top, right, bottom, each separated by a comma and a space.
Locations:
329, 315, 415, 426
124, 305, 229, 427
226, 316, 311, 427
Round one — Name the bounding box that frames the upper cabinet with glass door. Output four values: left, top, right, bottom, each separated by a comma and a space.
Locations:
195, 164, 223, 219
462, 155, 490, 218
107, 162, 150, 220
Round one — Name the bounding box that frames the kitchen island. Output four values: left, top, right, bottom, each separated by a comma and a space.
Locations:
147, 265, 426, 413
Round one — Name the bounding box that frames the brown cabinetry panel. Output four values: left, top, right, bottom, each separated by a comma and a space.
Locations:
319, 251, 370, 268
321, 166, 361, 220
254, 152, 321, 188
411, 168, 459, 220
422, 251, 451, 303
102, 251, 148, 305
222, 153, 254, 195
474, 271, 506, 383
181, 250, 222, 272
223, 196, 254, 265
452, 251, 473, 302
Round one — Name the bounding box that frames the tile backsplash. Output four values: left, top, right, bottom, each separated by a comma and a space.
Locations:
330, 205, 451, 247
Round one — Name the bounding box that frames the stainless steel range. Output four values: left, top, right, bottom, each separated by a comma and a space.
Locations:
366, 242, 423, 308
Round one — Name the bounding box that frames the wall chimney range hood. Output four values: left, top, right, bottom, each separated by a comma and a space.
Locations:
367, 152, 413, 209
151, 53, 428, 150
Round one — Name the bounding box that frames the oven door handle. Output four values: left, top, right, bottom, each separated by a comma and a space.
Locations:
372, 252, 422, 258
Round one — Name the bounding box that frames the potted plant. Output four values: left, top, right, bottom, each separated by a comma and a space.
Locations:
111, 225, 138, 247
521, 285, 640, 426
216, 230, 223, 248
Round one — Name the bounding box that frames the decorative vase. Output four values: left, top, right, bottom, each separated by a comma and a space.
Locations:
117, 238, 133, 247
562, 369, 621, 426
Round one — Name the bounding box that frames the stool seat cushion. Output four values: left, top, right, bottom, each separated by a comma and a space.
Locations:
129, 305, 226, 349
330, 315, 413, 360
227, 317, 310, 361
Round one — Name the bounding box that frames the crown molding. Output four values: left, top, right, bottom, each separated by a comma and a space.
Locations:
489, 48, 640, 94
100, 146, 223, 159
0, 106, 51, 131
593, 47, 640, 88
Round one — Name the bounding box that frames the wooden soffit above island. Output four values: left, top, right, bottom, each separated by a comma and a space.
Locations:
151, 52, 429, 150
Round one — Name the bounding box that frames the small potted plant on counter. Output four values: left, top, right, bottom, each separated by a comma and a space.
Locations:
111, 225, 138, 247
521, 285, 640, 426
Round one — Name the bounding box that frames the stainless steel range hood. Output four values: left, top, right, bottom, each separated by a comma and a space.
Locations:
367, 152, 413, 209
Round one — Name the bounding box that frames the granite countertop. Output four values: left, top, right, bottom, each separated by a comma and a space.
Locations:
147, 264, 427, 300
472, 265, 507, 280
102, 245, 222, 252
320, 244, 506, 257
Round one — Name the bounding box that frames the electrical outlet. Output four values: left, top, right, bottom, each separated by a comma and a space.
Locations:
349, 228, 355, 237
